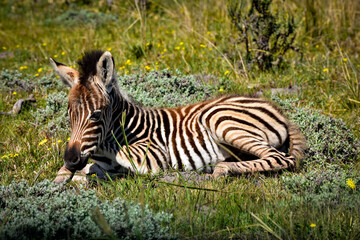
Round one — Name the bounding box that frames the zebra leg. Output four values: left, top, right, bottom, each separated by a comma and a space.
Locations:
213, 140, 296, 178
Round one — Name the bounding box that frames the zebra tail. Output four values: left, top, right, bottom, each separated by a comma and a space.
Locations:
288, 121, 307, 161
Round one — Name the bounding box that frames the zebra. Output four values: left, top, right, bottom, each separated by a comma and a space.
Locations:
50, 50, 306, 183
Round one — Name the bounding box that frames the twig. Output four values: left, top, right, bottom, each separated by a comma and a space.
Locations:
0, 94, 36, 115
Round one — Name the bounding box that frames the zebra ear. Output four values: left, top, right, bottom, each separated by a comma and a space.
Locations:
96, 51, 115, 87
49, 58, 79, 88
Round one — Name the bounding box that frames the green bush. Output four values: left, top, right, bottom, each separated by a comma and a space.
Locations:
118, 69, 216, 107
0, 69, 34, 92
33, 91, 69, 134
0, 69, 63, 92
272, 96, 360, 165
228, 0, 297, 70
282, 165, 359, 208
274, 96, 360, 209
0, 180, 176, 240
48, 9, 118, 27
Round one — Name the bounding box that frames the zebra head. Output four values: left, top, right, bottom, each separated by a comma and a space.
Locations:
50, 50, 116, 172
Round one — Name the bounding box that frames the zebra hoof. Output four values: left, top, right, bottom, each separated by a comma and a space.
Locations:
212, 163, 230, 178
53, 166, 74, 184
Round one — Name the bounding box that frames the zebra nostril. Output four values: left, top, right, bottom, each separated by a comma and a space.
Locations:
64, 142, 83, 172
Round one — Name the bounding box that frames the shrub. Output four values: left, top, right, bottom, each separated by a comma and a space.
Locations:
0, 180, 176, 240
282, 165, 360, 208
274, 96, 360, 208
0, 69, 63, 92
33, 91, 69, 134
228, 0, 297, 70
272, 96, 360, 165
0, 69, 34, 92
48, 9, 118, 27
118, 69, 216, 107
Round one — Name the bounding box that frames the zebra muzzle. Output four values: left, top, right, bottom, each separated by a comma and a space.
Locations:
64, 142, 89, 172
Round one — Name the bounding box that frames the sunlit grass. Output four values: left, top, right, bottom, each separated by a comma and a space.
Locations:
0, 0, 359, 238
1, 1, 358, 134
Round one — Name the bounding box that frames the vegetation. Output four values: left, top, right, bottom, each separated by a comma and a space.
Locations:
0, 0, 359, 239
0, 180, 175, 240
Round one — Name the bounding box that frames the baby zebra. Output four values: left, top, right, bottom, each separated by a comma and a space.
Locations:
51, 50, 306, 183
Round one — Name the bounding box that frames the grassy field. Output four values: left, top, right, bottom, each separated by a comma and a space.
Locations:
0, 0, 359, 239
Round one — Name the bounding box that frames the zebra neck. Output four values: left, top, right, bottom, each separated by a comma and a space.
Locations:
105, 88, 150, 148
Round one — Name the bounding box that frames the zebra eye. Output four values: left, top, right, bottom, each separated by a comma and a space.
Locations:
90, 110, 102, 121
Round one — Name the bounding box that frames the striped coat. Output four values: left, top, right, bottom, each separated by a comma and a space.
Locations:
51, 50, 306, 183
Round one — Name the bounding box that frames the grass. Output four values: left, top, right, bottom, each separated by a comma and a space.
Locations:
0, 0, 359, 239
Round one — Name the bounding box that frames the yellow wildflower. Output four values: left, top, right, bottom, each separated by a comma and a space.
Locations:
315, 45, 319, 48
310, 223, 316, 228
2, 46, 6, 50
53, 54, 58, 58
249, 48, 252, 52
146, 43, 150, 46
35, 73, 39, 77
61, 51, 66, 55
174, 46, 180, 50
207, 31, 211, 35
67, 137, 71, 141
119, 66, 125, 70
219, 88, 224, 92
125, 70, 129, 74
38, 68, 43, 73
57, 140, 62, 143
171, 30, 175, 34
323, 68, 329, 72
179, 42, 184, 46
209, 48, 212, 51
343, 58, 348, 62
13, 153, 19, 157
42, 43, 47, 46
346, 179, 356, 189
38, 138, 48, 146
126, 59, 132, 65
163, 49, 167, 52
16, 45, 20, 48
91, 174, 96, 178
305, 43, 309, 46
145, 66, 151, 71
107, 47, 112, 51
224, 70, 230, 75
2, 155, 8, 159
157, 43, 161, 48
200, 44, 207, 48
13, 92, 17, 95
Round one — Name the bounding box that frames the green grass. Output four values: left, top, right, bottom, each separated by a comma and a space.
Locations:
0, 0, 359, 239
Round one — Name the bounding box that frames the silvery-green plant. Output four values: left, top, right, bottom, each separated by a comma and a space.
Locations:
0, 180, 176, 240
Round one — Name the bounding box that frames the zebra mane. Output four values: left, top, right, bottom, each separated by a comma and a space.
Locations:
77, 50, 106, 84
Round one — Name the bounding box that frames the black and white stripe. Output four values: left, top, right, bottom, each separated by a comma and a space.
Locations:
51, 50, 306, 179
